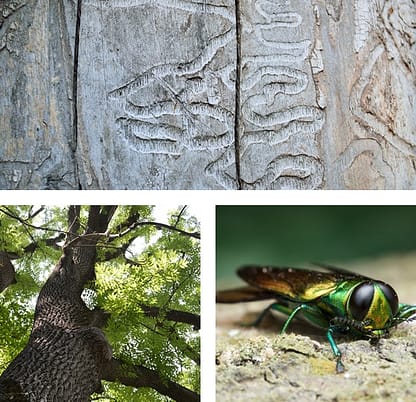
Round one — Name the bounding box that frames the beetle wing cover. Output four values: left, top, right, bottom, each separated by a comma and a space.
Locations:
216, 286, 277, 303
238, 266, 339, 301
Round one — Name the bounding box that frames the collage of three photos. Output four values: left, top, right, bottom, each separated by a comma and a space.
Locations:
1, 1, 416, 401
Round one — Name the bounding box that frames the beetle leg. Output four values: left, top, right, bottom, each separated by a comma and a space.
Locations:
278, 303, 330, 333
395, 304, 416, 324
327, 326, 345, 373
250, 302, 281, 327
280, 304, 307, 333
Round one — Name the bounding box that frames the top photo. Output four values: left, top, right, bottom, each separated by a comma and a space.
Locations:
1, 1, 415, 189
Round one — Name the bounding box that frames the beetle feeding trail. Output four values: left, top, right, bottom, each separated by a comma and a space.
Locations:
237, 0, 325, 189
106, 3, 237, 188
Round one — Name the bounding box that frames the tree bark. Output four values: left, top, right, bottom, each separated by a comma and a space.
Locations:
1, 1, 414, 189
0, 0, 77, 189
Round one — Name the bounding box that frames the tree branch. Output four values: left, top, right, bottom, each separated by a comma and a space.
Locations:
109, 207, 140, 239
103, 358, 199, 402
27, 206, 45, 220
173, 206, 187, 227
136, 222, 200, 239
0, 251, 16, 293
140, 305, 200, 330
0, 206, 70, 236
67, 205, 81, 241
87, 206, 118, 234
22, 233, 66, 255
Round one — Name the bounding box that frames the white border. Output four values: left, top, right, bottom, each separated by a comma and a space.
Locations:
200, 197, 216, 402
2, 189, 416, 205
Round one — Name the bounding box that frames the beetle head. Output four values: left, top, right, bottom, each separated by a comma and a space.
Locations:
347, 280, 399, 333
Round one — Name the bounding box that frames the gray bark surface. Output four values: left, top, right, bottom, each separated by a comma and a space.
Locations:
1, 1, 415, 189
0, 1, 77, 189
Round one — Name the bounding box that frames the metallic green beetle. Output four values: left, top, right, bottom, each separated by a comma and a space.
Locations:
216, 264, 416, 373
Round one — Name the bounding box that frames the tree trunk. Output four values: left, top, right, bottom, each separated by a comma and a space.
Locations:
0, 206, 115, 401
1, 1, 414, 189
0, 206, 200, 401
0, 0, 77, 189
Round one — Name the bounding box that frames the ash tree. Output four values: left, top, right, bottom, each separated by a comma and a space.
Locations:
0, 205, 200, 401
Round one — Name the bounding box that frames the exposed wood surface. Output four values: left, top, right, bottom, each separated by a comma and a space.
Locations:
1, 0, 415, 189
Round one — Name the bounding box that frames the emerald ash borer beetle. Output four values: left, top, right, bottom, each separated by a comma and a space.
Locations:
216, 264, 416, 373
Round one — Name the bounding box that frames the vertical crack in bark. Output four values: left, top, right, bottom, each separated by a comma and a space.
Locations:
234, 0, 242, 189
72, 0, 82, 189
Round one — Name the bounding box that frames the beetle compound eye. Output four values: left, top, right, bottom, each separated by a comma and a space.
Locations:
349, 282, 374, 321
378, 282, 399, 316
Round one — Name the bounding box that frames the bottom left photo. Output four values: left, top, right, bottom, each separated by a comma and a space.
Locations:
0, 205, 200, 401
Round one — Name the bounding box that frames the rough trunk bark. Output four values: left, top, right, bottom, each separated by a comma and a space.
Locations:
1, 1, 414, 189
0, 206, 115, 401
0, 0, 77, 189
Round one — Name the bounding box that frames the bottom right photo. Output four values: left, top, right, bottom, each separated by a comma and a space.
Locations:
216, 205, 416, 401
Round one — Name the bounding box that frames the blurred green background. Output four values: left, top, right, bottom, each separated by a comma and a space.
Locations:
216, 206, 416, 287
